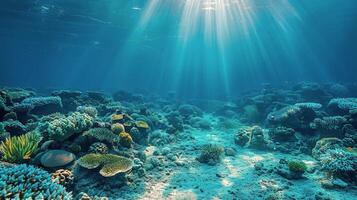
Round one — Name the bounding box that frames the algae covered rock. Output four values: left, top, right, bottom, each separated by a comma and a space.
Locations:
0, 164, 72, 199
40, 149, 75, 168
77, 153, 133, 177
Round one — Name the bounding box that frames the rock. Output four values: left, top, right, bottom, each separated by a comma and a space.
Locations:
320, 178, 348, 189
3, 120, 27, 136
224, 147, 236, 156
40, 150, 75, 168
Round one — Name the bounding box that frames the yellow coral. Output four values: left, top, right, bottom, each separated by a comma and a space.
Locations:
77, 153, 133, 177
135, 121, 149, 129
111, 123, 125, 134
111, 114, 124, 122
119, 132, 133, 148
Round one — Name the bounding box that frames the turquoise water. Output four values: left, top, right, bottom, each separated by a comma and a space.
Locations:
0, 0, 356, 98
1, 1, 357, 199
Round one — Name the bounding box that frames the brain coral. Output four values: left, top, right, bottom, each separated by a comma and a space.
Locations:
77, 153, 133, 177
0, 164, 72, 199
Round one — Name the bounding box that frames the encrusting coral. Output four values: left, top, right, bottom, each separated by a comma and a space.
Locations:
0, 131, 42, 163
77, 153, 133, 177
0, 164, 72, 199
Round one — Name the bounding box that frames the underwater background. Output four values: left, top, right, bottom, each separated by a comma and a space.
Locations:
1, 1, 357, 200
1, 0, 357, 99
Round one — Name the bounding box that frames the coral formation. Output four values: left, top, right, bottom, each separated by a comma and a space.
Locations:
83, 128, 120, 144
288, 160, 307, 173
52, 169, 74, 187
77, 153, 133, 177
119, 132, 133, 148
197, 144, 224, 165
45, 112, 94, 141
21, 96, 63, 115
328, 98, 357, 115
0, 131, 42, 163
89, 142, 108, 154
0, 164, 72, 199
111, 123, 125, 134
320, 149, 357, 183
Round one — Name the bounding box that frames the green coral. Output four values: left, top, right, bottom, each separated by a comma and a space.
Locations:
77, 153, 133, 177
0, 164, 72, 199
288, 161, 307, 173
0, 132, 42, 163
197, 144, 224, 165
83, 128, 120, 143
46, 112, 93, 141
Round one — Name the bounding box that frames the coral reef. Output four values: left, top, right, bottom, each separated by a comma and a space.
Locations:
0, 83, 356, 199
0, 164, 72, 199
77, 153, 133, 177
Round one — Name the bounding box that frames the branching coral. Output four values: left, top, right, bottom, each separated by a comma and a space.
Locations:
77, 153, 133, 177
0, 132, 42, 163
320, 149, 357, 181
0, 164, 72, 199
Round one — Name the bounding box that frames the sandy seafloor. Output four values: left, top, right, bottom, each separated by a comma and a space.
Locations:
109, 114, 356, 200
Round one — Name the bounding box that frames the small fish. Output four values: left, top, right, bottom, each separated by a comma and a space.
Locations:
132, 7, 142, 11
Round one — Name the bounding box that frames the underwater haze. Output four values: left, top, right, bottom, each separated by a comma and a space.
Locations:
1, 1, 357, 200
0, 0, 356, 99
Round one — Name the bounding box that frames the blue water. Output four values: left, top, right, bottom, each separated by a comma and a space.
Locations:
0, 0, 356, 98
